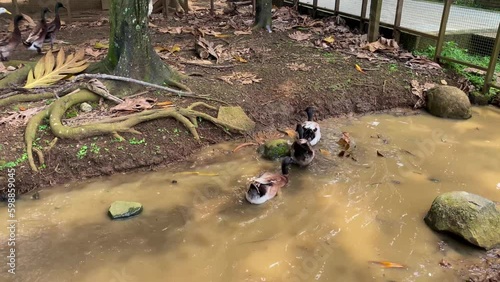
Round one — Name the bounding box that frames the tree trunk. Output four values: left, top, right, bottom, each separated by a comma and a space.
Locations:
97, 0, 180, 87
254, 0, 272, 32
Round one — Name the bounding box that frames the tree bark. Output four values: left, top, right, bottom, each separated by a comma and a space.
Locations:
254, 0, 272, 32
96, 0, 181, 87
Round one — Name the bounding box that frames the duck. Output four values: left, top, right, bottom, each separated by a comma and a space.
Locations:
0, 7, 12, 15
1, 15, 25, 61
23, 7, 50, 54
301, 106, 321, 146
245, 157, 293, 205
291, 124, 315, 167
44, 2, 66, 50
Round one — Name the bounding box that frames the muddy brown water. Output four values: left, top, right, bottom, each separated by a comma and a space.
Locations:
1, 107, 500, 282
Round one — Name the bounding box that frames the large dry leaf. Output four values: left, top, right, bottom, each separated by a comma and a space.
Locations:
0, 107, 45, 126
405, 56, 441, 70
410, 80, 435, 109
362, 37, 399, 52
288, 31, 311, 41
219, 72, 262, 85
24, 48, 89, 88
196, 37, 225, 63
110, 97, 156, 112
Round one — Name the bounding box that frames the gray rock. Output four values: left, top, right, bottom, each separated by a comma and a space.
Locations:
108, 201, 143, 219
424, 191, 500, 250
426, 86, 471, 119
80, 102, 93, 112
259, 139, 290, 160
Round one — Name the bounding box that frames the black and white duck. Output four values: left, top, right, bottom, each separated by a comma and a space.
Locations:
245, 157, 293, 205
291, 124, 315, 167
300, 107, 321, 146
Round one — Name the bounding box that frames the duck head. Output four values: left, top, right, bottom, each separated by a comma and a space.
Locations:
0, 7, 12, 15
55, 2, 66, 11
13, 14, 24, 25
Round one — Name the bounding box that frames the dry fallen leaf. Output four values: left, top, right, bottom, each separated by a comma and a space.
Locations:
376, 150, 385, 157
369, 261, 405, 268
319, 149, 331, 156
0, 106, 45, 126
234, 30, 252, 35
158, 26, 182, 34
94, 42, 109, 49
363, 37, 399, 52
287, 63, 311, 71
323, 36, 335, 44
355, 64, 366, 74
85, 47, 104, 58
233, 142, 258, 153
110, 97, 156, 112
233, 55, 248, 63
220, 72, 262, 85
288, 31, 311, 41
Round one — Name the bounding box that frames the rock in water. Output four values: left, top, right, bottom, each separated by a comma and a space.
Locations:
260, 139, 290, 160
426, 86, 471, 119
108, 201, 143, 219
424, 191, 500, 250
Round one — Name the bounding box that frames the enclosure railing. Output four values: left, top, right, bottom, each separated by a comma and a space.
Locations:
290, 0, 500, 94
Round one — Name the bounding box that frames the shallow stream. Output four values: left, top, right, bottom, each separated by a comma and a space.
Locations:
2, 107, 500, 282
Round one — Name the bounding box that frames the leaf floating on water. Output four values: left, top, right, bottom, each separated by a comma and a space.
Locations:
176, 171, 220, 176
319, 149, 331, 156
337, 132, 351, 151
279, 128, 297, 139
376, 150, 385, 157
369, 261, 405, 268
24, 48, 89, 88
233, 142, 258, 153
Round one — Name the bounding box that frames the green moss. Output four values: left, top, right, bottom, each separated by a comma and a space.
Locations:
261, 139, 290, 160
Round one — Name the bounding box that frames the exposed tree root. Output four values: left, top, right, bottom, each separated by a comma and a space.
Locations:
0, 93, 55, 108
24, 89, 246, 172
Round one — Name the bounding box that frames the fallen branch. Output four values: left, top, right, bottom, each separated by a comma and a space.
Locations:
0, 93, 55, 108
72, 73, 229, 104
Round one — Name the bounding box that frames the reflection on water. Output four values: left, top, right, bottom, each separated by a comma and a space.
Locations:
2, 107, 500, 282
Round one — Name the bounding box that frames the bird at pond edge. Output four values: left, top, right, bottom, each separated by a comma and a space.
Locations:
300, 106, 321, 146
291, 124, 315, 167
1, 15, 25, 61
246, 157, 293, 205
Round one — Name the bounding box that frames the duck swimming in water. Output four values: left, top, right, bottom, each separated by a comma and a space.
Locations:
291, 124, 315, 167
1, 15, 25, 61
301, 107, 321, 146
245, 157, 293, 205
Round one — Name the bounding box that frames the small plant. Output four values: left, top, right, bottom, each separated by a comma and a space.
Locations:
77, 145, 88, 159
0, 153, 28, 171
38, 124, 48, 131
128, 137, 146, 145
90, 143, 100, 154
389, 64, 398, 72
117, 146, 124, 150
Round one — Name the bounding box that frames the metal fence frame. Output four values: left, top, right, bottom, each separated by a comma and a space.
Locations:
292, 0, 499, 94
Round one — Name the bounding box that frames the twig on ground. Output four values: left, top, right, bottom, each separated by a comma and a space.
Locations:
181, 62, 235, 69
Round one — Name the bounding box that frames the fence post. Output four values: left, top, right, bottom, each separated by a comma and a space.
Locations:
312, 0, 318, 17
368, 0, 383, 42
393, 0, 404, 42
482, 23, 500, 94
360, 0, 368, 31
335, 0, 340, 14
435, 0, 452, 62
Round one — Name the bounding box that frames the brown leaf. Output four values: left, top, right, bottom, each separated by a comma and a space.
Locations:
110, 97, 156, 112
232, 142, 258, 153
406, 56, 441, 70
362, 37, 399, 53
439, 259, 452, 268
219, 72, 262, 85
288, 31, 311, 41
376, 150, 385, 157
234, 30, 252, 35
85, 47, 104, 58
287, 63, 311, 71
0, 106, 45, 126
319, 149, 331, 156
369, 261, 405, 268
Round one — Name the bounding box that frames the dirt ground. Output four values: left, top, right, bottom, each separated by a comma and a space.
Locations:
0, 2, 458, 196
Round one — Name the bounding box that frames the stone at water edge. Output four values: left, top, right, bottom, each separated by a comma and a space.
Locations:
424, 191, 500, 250
108, 201, 143, 219
80, 102, 93, 112
426, 86, 472, 119
260, 139, 290, 160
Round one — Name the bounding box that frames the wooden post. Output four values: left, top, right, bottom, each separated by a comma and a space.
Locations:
393, 0, 404, 42
65, 0, 72, 24
312, 0, 318, 17
335, 0, 340, 14
435, 0, 452, 62
367, 0, 382, 42
11, 0, 19, 15
482, 23, 500, 94
162, 0, 169, 17
360, 0, 368, 31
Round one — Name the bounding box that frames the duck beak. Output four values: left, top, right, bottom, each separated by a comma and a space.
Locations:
5, 10, 12, 15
